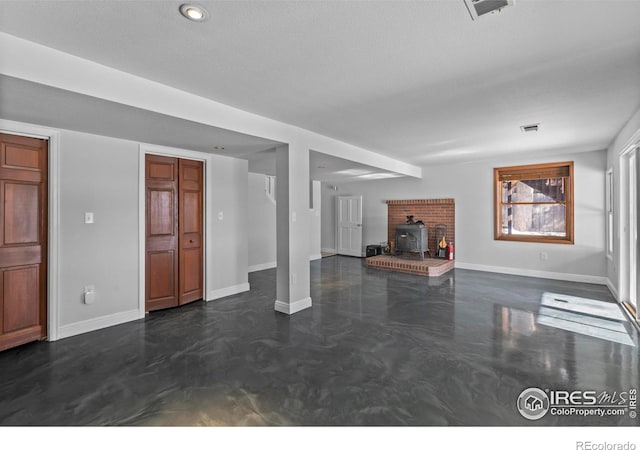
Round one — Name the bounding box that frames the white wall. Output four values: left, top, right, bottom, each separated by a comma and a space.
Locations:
322, 150, 608, 282
247, 172, 277, 271
606, 107, 640, 298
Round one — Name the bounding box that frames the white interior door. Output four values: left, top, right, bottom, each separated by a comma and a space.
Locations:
337, 195, 363, 257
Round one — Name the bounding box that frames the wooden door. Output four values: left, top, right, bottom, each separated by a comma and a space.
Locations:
145, 155, 203, 312
145, 155, 179, 311
178, 159, 203, 305
0, 133, 48, 351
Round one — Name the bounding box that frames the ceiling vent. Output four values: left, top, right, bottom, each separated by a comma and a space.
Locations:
520, 123, 540, 133
464, 0, 514, 21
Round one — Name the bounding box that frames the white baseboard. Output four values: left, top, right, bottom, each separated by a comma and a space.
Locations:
606, 278, 620, 300
454, 262, 608, 285
321, 248, 337, 253
57, 309, 140, 340
248, 261, 276, 273
274, 297, 312, 315
207, 282, 250, 301
250, 255, 323, 269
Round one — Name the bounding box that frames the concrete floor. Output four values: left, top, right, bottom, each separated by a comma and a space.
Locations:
0, 256, 637, 425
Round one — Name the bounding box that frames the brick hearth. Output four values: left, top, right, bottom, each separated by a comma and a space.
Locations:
367, 255, 454, 277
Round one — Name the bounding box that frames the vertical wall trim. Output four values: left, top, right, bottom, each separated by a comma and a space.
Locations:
138, 149, 146, 318
0, 120, 61, 341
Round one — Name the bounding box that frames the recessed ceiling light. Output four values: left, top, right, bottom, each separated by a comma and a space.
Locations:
179, 4, 209, 22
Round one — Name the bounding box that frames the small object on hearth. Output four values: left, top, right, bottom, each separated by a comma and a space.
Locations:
434, 223, 448, 258
437, 235, 447, 258
366, 245, 382, 257
415, 220, 424, 225
446, 241, 455, 261
406, 215, 415, 224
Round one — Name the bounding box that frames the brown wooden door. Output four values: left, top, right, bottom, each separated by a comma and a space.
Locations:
178, 159, 203, 305
145, 155, 179, 311
0, 133, 47, 351
145, 155, 203, 312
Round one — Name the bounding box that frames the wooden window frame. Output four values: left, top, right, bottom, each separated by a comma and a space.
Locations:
494, 161, 574, 245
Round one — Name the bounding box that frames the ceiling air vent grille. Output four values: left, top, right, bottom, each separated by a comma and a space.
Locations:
464, 0, 514, 21
520, 123, 540, 133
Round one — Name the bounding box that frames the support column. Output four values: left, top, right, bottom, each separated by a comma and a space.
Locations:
274, 144, 312, 314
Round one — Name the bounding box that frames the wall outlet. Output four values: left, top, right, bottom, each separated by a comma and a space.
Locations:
84, 212, 94, 224
217, 211, 223, 221
540, 252, 548, 261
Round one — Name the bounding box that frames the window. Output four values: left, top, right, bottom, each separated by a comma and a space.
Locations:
494, 161, 574, 244
606, 168, 614, 259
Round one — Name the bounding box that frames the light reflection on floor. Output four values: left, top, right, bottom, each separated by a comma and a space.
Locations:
536, 292, 635, 347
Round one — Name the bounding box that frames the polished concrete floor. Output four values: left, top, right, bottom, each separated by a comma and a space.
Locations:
0, 256, 638, 426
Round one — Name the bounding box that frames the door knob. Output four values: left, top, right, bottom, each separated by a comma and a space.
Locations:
189, 239, 194, 243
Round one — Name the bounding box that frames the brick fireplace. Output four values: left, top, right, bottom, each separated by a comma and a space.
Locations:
387, 198, 455, 256
367, 198, 456, 277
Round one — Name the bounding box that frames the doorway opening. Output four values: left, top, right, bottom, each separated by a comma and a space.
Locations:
336, 195, 363, 257
620, 145, 639, 322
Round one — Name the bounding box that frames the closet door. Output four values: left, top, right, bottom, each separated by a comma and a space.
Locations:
145, 155, 203, 312
0, 133, 48, 351
178, 159, 203, 305
145, 155, 179, 311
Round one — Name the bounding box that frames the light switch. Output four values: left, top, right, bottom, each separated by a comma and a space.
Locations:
292, 211, 297, 222
218, 211, 224, 221
84, 286, 95, 304
84, 212, 94, 224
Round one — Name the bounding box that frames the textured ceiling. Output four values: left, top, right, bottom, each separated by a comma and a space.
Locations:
0, 0, 639, 164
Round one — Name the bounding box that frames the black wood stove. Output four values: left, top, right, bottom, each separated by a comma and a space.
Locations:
394, 224, 428, 260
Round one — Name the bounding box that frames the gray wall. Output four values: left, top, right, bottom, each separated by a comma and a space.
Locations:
208, 154, 249, 295
54, 129, 250, 332
309, 180, 322, 258
60, 130, 139, 325
247, 173, 322, 270
247, 172, 277, 269
322, 150, 607, 279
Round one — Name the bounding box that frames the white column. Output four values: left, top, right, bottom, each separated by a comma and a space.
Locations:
274, 143, 312, 314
